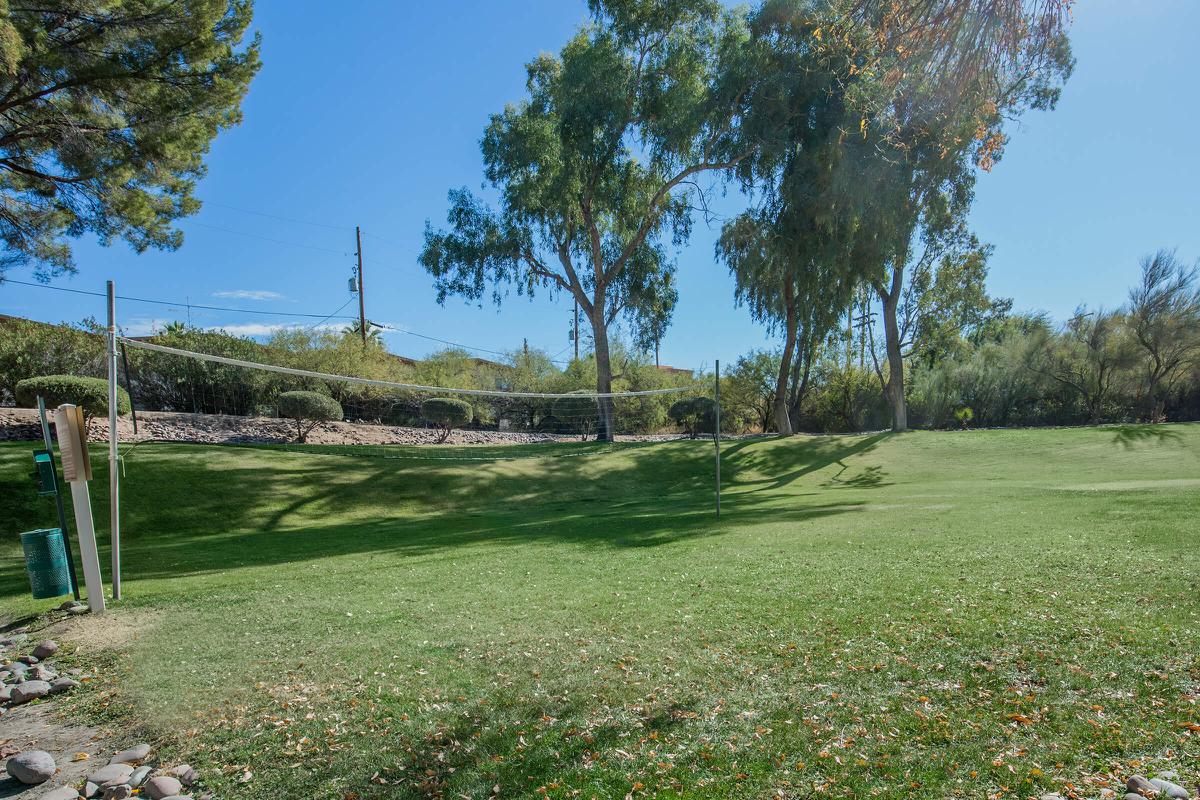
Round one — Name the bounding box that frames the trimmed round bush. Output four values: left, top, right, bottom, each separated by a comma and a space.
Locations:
669, 396, 716, 438
278, 390, 343, 442
420, 397, 473, 443
16, 375, 131, 419
552, 390, 598, 440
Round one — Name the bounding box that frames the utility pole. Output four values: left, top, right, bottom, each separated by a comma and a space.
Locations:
355, 226, 366, 346
573, 298, 579, 361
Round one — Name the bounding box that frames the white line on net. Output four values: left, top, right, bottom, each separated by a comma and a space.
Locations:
119, 338, 705, 400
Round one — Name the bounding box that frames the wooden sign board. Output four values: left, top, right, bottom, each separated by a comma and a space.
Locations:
53, 405, 92, 482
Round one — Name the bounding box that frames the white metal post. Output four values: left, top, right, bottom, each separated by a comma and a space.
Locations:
715, 359, 721, 519
54, 405, 105, 614
107, 280, 121, 600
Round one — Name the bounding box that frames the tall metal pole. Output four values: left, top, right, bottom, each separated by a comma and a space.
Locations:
714, 359, 721, 519
573, 298, 579, 361
38, 396, 79, 600
106, 280, 121, 600
355, 226, 366, 346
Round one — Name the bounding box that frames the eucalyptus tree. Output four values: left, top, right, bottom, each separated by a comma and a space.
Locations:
420, 0, 760, 441
818, 0, 1074, 431
1127, 249, 1200, 421
0, 0, 260, 280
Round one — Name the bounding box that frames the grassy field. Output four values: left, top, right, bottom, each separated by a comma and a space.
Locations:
2, 425, 1199, 799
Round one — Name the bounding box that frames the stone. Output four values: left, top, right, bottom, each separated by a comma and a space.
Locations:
102, 785, 132, 800
84, 781, 100, 797
49, 677, 79, 694
7, 749, 57, 784
10, 679, 51, 704
1040, 795, 1066, 800
37, 786, 81, 800
1150, 779, 1189, 799
68, 605, 90, 615
32, 640, 59, 659
1128, 776, 1160, 796
129, 765, 153, 787
0, 684, 11, 702
86, 764, 134, 785
158, 796, 193, 800
109, 744, 150, 765
1160, 772, 1180, 782
143, 776, 183, 799
19, 654, 39, 664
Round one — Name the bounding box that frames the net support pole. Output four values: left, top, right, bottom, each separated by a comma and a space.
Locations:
106, 280, 121, 601
714, 359, 721, 519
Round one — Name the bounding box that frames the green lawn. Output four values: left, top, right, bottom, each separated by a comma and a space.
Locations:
2, 426, 1199, 799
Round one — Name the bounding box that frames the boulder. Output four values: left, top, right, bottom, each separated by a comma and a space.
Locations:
32, 640, 58, 659
7, 749, 57, 784
109, 744, 151, 765
86, 763, 134, 785
143, 776, 183, 800
1150, 779, 1190, 799
11, 679, 51, 704
49, 677, 79, 694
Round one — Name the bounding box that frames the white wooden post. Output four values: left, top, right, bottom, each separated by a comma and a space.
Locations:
53, 405, 105, 614
107, 280, 121, 600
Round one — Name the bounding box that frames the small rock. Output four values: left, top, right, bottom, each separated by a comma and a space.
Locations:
1159, 772, 1180, 782
32, 640, 58, 660
103, 785, 132, 800
1127, 794, 1150, 800
87, 763, 134, 785
58, 600, 79, 611
37, 785, 81, 800
1128, 776, 1159, 796
168, 765, 192, 777
159, 796, 193, 800
49, 677, 79, 695
143, 776, 183, 799
0, 685, 11, 702
68, 605, 90, 615
1040, 794, 1066, 800
19, 654, 39, 665
129, 765, 152, 787
32, 666, 59, 681
84, 781, 100, 797
109, 744, 150, 765
7, 749, 57, 784
10, 679, 51, 704
1151, 779, 1189, 799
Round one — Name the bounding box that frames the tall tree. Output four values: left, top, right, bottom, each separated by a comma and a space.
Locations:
420, 0, 757, 441
1031, 308, 1136, 423
824, 0, 1074, 431
0, 0, 260, 280
1127, 249, 1200, 421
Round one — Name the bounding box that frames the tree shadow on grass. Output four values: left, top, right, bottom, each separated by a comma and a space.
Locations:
1109, 424, 1183, 450
0, 435, 878, 595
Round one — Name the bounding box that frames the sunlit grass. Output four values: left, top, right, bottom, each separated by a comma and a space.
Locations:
2, 424, 1199, 798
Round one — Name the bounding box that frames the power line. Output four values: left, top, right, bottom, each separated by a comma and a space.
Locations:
3, 277, 565, 363
2, 277, 358, 320
189, 221, 350, 255
206, 201, 350, 232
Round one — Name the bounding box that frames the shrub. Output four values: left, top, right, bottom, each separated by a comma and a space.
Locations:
420, 397, 473, 443
954, 406, 974, 429
552, 390, 598, 440
669, 397, 716, 438
16, 375, 131, 425
278, 391, 343, 442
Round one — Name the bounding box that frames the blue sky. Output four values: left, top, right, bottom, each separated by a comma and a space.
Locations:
1, 0, 1196, 372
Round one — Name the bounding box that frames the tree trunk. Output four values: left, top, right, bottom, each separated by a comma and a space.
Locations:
592, 305, 615, 442
787, 330, 813, 428
879, 272, 907, 433
774, 283, 797, 435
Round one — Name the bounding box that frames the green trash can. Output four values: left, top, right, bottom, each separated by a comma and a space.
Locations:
20, 528, 73, 599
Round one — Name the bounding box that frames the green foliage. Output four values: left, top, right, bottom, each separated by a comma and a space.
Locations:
722, 349, 778, 433
15, 374, 130, 419
552, 390, 599, 440
419, 0, 755, 435
954, 406, 974, 429
668, 396, 716, 438
277, 391, 342, 443
420, 397, 473, 443
0, 317, 105, 402
0, 0, 260, 279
